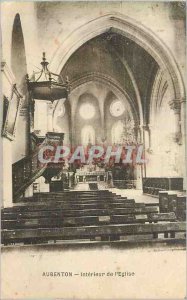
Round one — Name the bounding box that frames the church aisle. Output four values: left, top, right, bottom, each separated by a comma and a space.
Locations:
109, 188, 159, 204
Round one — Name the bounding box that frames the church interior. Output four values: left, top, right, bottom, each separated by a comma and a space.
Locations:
1, 2, 186, 249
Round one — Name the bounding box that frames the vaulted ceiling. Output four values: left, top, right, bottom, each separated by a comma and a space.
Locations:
61, 32, 159, 125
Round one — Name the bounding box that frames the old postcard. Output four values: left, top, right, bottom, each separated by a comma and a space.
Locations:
0, 1, 186, 299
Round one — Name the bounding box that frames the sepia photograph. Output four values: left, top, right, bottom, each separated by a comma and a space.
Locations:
0, 1, 186, 299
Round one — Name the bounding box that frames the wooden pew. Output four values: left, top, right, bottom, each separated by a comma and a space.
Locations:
2, 206, 158, 220
143, 177, 183, 196
2, 212, 176, 230
2, 222, 185, 245
159, 191, 186, 220
2, 214, 141, 229
20, 190, 113, 199
148, 212, 176, 222
11, 196, 130, 206
2, 201, 137, 212
34, 191, 114, 198
21, 195, 127, 203
177, 196, 186, 221
147, 212, 177, 238
2, 198, 137, 212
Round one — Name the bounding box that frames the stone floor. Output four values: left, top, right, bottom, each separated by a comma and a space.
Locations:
109, 188, 159, 204
74, 183, 159, 204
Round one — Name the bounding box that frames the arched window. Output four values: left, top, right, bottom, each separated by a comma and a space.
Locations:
11, 14, 27, 91
111, 120, 124, 144
81, 125, 95, 146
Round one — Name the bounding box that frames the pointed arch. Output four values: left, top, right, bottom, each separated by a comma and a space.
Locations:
50, 12, 185, 101
70, 72, 140, 125
11, 13, 27, 91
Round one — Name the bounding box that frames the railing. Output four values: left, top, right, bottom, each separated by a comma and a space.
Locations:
12, 132, 64, 199
12, 152, 46, 199
113, 180, 136, 189
142, 177, 184, 196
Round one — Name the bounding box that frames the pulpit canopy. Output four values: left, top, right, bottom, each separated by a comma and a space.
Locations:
26, 52, 70, 101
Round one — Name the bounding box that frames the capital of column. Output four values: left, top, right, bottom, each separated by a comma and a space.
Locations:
142, 124, 150, 131
169, 99, 181, 114
180, 97, 186, 104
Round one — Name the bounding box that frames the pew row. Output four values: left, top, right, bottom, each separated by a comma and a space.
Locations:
2, 212, 177, 229
2, 206, 159, 220
2, 222, 185, 245
2, 200, 144, 212
159, 191, 186, 220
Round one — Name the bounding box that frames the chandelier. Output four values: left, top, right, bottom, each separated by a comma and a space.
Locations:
26, 52, 70, 102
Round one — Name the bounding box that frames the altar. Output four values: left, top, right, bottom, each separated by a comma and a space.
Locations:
75, 165, 112, 184
75, 170, 107, 183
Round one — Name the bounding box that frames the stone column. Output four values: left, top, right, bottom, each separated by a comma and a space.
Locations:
147, 124, 152, 151
142, 124, 150, 150
169, 100, 182, 145
133, 122, 141, 143
135, 164, 143, 190
180, 98, 186, 189
180, 98, 186, 144
169, 99, 186, 188
70, 104, 76, 147
100, 107, 105, 142
33, 100, 38, 130
47, 102, 54, 132
140, 125, 148, 178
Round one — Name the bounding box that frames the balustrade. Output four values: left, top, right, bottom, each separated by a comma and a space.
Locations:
12, 132, 64, 199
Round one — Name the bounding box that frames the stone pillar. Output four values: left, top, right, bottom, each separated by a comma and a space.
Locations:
180, 98, 186, 144
140, 125, 147, 178
142, 125, 150, 150
133, 122, 141, 143
28, 90, 35, 134
169, 99, 186, 189
100, 109, 105, 142
147, 124, 152, 150
33, 100, 38, 130
135, 164, 143, 190
180, 98, 186, 189
70, 106, 76, 147
169, 100, 182, 145
68, 172, 74, 188
47, 102, 54, 132
138, 124, 144, 144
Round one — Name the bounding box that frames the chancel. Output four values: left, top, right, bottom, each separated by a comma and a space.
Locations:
1, 2, 186, 249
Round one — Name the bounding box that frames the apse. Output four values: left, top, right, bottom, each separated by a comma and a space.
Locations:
61, 31, 159, 126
